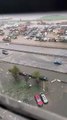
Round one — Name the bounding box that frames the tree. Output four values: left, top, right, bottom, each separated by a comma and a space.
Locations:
9, 66, 20, 82
32, 71, 41, 85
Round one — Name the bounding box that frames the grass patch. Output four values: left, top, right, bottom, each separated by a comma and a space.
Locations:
41, 14, 67, 21
2, 79, 42, 102
28, 85, 42, 96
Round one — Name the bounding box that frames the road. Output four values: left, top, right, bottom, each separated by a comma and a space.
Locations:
45, 92, 67, 117
0, 42, 67, 73
0, 50, 67, 73
0, 43, 67, 57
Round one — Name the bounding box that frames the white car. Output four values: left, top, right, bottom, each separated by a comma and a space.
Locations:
40, 93, 48, 104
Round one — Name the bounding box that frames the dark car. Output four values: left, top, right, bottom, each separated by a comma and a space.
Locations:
12, 35, 17, 39
9, 34, 17, 39
19, 72, 27, 76
27, 73, 32, 78
54, 61, 62, 65
0, 32, 4, 36
34, 94, 43, 107
39, 76, 48, 81
2, 36, 11, 42
19, 72, 32, 78
2, 49, 8, 55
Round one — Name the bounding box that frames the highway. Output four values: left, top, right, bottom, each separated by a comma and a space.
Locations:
0, 43, 67, 57
0, 50, 67, 73
0, 43, 67, 73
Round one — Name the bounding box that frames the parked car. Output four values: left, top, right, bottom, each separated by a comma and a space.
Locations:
19, 72, 32, 77
54, 61, 62, 65
19, 72, 27, 76
39, 76, 48, 81
12, 35, 17, 39
27, 73, 32, 78
0, 32, 4, 36
2, 49, 8, 55
0, 30, 4, 36
9, 35, 17, 39
40, 93, 48, 104
2, 36, 11, 42
34, 94, 43, 107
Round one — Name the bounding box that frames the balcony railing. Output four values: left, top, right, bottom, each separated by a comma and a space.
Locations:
0, 94, 67, 120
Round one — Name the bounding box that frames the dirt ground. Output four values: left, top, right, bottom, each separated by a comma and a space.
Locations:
0, 32, 67, 49
11, 35, 67, 49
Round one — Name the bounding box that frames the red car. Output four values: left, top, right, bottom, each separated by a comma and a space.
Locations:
34, 94, 43, 107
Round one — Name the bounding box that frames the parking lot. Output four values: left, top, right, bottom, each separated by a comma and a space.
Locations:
0, 16, 67, 44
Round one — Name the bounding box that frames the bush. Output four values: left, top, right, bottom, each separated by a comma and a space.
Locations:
32, 71, 41, 85
9, 66, 20, 81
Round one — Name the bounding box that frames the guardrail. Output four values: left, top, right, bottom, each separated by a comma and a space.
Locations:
0, 94, 67, 120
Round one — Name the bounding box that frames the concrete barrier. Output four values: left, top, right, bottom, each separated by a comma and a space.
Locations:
0, 94, 67, 120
